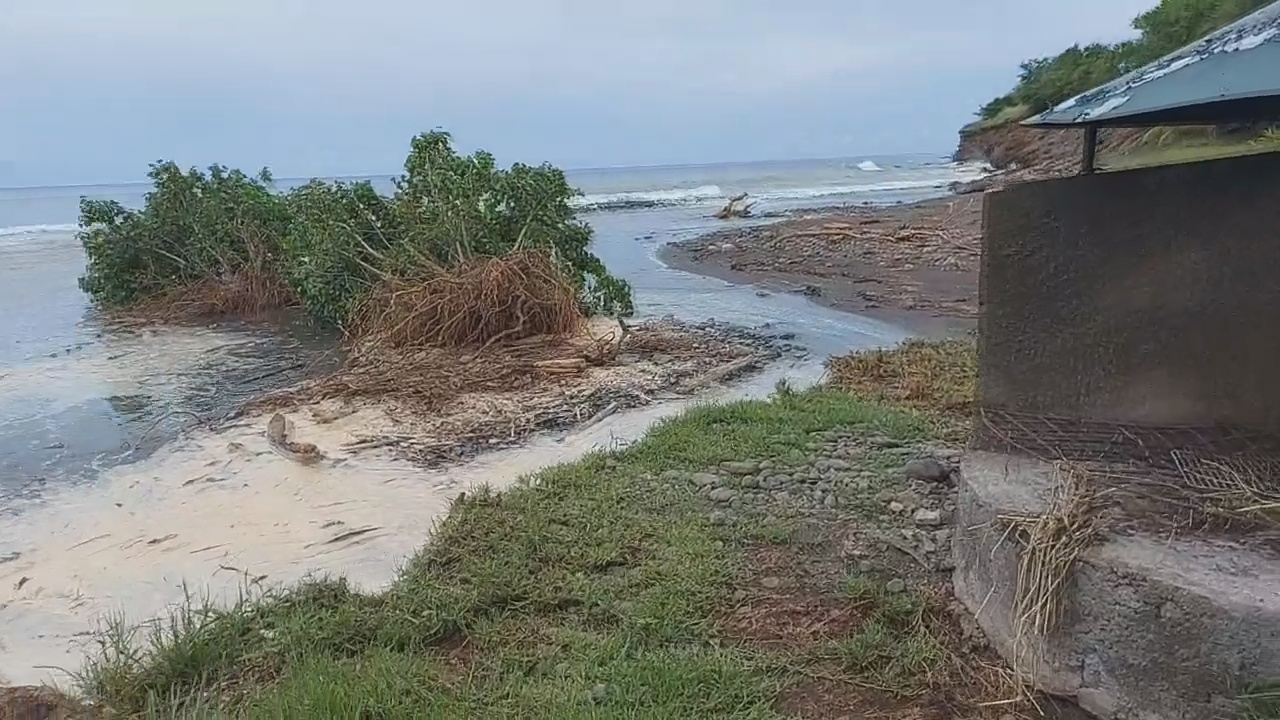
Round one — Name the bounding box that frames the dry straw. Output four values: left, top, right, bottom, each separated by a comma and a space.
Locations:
349, 251, 584, 350
998, 461, 1106, 683
128, 270, 297, 321
826, 338, 976, 442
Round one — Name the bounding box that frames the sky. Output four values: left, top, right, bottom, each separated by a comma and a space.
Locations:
1, 0, 1159, 186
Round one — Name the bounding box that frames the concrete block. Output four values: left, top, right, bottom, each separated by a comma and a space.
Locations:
954, 451, 1280, 720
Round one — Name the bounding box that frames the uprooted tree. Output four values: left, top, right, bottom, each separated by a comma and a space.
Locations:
77, 131, 635, 340
714, 192, 755, 220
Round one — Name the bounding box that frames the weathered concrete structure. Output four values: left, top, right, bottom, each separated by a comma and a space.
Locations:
955, 452, 1280, 720
978, 150, 1280, 431
954, 149, 1280, 720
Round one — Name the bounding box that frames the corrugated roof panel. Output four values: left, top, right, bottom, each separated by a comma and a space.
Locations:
1025, 1, 1280, 127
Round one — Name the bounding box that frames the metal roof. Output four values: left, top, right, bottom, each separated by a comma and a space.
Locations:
1024, 1, 1280, 127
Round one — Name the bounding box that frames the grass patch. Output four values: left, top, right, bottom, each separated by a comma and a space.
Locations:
825, 338, 975, 437
828, 576, 946, 698
1240, 680, 1280, 720
962, 103, 1032, 132
76, 387, 931, 718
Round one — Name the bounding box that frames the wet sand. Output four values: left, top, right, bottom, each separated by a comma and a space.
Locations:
0, 356, 822, 687
659, 195, 983, 339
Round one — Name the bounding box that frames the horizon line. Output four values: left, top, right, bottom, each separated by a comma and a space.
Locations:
0, 150, 954, 192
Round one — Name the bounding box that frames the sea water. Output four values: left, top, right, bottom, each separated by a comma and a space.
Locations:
0, 155, 987, 504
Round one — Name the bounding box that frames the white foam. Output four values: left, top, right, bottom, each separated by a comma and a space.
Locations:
573, 184, 725, 210
0, 360, 823, 686
0, 224, 80, 249
856, 160, 883, 172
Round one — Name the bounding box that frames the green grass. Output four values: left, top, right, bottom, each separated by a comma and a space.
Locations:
77, 388, 932, 719
826, 576, 946, 698
1240, 681, 1280, 720
961, 103, 1033, 133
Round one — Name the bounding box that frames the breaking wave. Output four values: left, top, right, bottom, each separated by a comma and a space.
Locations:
571, 162, 990, 212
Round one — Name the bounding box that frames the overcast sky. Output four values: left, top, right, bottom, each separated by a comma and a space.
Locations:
2, 0, 1157, 186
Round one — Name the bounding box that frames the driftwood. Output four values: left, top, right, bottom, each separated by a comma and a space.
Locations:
266, 413, 326, 465
680, 354, 762, 391
715, 192, 755, 220
535, 358, 589, 374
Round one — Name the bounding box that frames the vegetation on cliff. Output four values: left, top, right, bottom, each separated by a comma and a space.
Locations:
77, 131, 634, 330
977, 0, 1274, 123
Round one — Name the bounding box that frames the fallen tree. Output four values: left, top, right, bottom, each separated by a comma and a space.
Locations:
714, 192, 755, 219
77, 131, 635, 327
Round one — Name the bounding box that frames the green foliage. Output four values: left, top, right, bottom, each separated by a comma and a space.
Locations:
77, 131, 634, 324
78, 162, 287, 307
977, 0, 1274, 121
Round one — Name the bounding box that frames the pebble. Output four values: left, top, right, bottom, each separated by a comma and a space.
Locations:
886, 579, 906, 593
691, 473, 719, 487
708, 488, 737, 503
816, 458, 853, 472
913, 508, 944, 527
761, 576, 782, 589
904, 457, 951, 483
677, 432, 964, 575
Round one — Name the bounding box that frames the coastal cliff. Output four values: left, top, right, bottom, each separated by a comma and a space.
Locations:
954, 122, 1145, 173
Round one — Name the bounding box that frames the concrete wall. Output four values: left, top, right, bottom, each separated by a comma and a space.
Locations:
977, 150, 1280, 442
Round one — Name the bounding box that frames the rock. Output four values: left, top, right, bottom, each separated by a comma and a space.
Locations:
691, 473, 719, 488
741, 476, 759, 489
824, 495, 839, 509
708, 488, 737, 503
904, 457, 951, 483
913, 508, 944, 527
895, 491, 922, 511
721, 461, 761, 475
886, 578, 906, 593
708, 510, 729, 525
888, 501, 906, 514
588, 683, 611, 703
660, 469, 685, 482
761, 576, 782, 589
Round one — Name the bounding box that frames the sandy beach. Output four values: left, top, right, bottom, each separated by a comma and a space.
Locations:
659, 194, 984, 339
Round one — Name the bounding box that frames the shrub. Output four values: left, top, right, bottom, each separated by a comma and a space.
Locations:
77, 131, 634, 328
78, 163, 290, 309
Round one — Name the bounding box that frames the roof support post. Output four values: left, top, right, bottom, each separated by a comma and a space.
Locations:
1081, 125, 1098, 175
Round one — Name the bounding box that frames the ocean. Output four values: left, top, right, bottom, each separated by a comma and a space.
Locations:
0, 154, 987, 506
